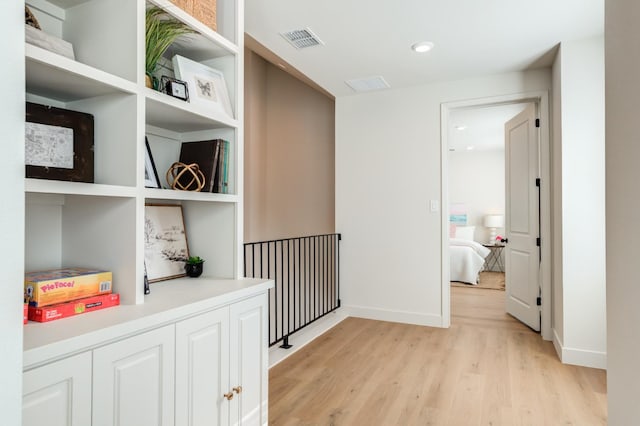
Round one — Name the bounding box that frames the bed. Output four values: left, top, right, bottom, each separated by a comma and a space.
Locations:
450, 236, 491, 285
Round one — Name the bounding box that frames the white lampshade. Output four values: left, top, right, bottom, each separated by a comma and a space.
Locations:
484, 214, 504, 228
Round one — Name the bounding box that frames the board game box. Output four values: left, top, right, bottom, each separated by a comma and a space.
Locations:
28, 293, 120, 323
25, 268, 112, 307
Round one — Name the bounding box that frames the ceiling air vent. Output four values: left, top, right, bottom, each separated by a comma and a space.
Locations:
345, 76, 391, 92
280, 28, 324, 49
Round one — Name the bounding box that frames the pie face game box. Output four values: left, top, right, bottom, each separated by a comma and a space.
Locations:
28, 293, 120, 323
24, 268, 113, 308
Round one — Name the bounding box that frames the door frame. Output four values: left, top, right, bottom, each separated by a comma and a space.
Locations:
440, 91, 552, 341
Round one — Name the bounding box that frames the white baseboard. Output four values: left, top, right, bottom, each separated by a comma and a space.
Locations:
344, 305, 443, 328
553, 328, 606, 369
268, 309, 348, 368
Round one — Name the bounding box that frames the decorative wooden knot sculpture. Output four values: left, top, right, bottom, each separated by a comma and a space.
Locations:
166, 162, 205, 192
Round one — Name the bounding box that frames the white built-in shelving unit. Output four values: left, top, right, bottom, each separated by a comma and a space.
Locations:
23, 0, 245, 308
17, 3, 275, 423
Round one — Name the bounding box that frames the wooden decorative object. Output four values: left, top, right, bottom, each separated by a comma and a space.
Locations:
166, 162, 205, 191
170, 0, 217, 31
25, 6, 41, 30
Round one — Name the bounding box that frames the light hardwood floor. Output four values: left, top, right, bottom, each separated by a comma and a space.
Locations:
269, 286, 607, 425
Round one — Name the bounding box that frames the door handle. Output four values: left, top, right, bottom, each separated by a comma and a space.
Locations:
501, 238, 508, 244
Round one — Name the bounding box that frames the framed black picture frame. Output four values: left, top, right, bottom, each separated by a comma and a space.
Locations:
145, 137, 161, 188
25, 102, 94, 182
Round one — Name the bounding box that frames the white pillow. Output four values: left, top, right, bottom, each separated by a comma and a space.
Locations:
455, 225, 475, 241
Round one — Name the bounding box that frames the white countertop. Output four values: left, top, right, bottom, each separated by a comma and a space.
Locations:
23, 277, 273, 369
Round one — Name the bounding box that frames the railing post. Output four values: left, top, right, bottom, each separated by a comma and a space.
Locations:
280, 335, 292, 349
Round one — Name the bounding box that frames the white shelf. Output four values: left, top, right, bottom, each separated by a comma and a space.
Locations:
26, 44, 137, 102
145, 187, 238, 203
23, 278, 273, 368
149, 0, 238, 59
25, 179, 137, 198
145, 88, 238, 132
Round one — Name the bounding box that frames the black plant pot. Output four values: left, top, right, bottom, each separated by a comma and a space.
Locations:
185, 261, 204, 278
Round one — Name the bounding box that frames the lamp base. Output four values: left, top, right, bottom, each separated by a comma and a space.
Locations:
488, 228, 497, 245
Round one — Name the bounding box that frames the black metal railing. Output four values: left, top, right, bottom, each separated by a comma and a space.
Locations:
244, 233, 341, 348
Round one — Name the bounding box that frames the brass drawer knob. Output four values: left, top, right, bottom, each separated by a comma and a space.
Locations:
224, 391, 234, 401
233, 386, 243, 394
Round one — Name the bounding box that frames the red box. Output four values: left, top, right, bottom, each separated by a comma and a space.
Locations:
23, 303, 27, 324
28, 293, 120, 323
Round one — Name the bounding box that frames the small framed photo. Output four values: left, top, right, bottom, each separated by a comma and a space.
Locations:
144, 204, 190, 283
26, 102, 94, 182
144, 137, 161, 188
172, 54, 233, 119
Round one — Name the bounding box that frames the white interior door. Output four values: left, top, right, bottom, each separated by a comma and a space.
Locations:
504, 103, 540, 331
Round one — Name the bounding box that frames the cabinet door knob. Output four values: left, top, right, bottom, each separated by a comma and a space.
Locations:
224, 391, 234, 401
233, 386, 243, 394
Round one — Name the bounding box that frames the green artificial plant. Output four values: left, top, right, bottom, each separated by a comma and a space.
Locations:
186, 256, 205, 265
146, 7, 195, 80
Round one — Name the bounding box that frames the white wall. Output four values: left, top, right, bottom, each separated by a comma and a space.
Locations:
551, 36, 606, 369
336, 69, 550, 326
0, 2, 25, 424
449, 150, 505, 244
605, 0, 640, 421
551, 47, 565, 350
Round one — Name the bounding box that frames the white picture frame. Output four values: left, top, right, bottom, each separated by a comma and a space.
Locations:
172, 54, 233, 119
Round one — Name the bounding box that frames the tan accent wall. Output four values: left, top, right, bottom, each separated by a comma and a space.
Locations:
244, 49, 335, 242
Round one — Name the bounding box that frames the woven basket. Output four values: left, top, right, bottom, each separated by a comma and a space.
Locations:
171, 0, 217, 32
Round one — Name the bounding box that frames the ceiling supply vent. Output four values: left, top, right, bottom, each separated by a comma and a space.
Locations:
345, 76, 391, 92
280, 28, 324, 49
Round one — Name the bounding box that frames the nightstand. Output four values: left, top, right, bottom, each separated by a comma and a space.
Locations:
483, 244, 505, 272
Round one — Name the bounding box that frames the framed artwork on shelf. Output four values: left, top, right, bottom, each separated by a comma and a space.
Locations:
25, 102, 94, 183
144, 137, 161, 188
172, 54, 233, 119
144, 204, 190, 283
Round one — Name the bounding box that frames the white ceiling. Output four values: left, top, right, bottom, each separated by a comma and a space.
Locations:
245, 0, 603, 97
449, 103, 529, 152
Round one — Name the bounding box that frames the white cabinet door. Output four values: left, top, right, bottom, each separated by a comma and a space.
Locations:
92, 325, 175, 426
175, 307, 230, 426
229, 295, 269, 426
22, 352, 92, 426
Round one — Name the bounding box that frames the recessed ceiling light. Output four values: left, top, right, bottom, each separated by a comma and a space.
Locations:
411, 41, 434, 53
454, 125, 467, 131
466, 146, 474, 151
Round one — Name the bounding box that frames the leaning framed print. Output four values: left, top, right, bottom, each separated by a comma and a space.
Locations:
25, 102, 94, 182
172, 54, 234, 119
144, 204, 190, 282
144, 137, 161, 188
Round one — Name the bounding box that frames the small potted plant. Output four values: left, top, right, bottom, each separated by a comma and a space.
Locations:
185, 256, 205, 278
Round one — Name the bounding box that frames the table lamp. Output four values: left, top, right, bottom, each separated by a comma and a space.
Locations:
484, 214, 504, 245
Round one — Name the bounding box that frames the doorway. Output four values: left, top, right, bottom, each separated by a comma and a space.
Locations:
440, 92, 552, 340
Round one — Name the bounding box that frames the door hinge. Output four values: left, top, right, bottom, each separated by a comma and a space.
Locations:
535, 178, 541, 187
535, 118, 540, 128
536, 237, 541, 247
537, 296, 542, 306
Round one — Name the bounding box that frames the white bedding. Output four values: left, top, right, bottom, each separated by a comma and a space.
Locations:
450, 238, 491, 284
